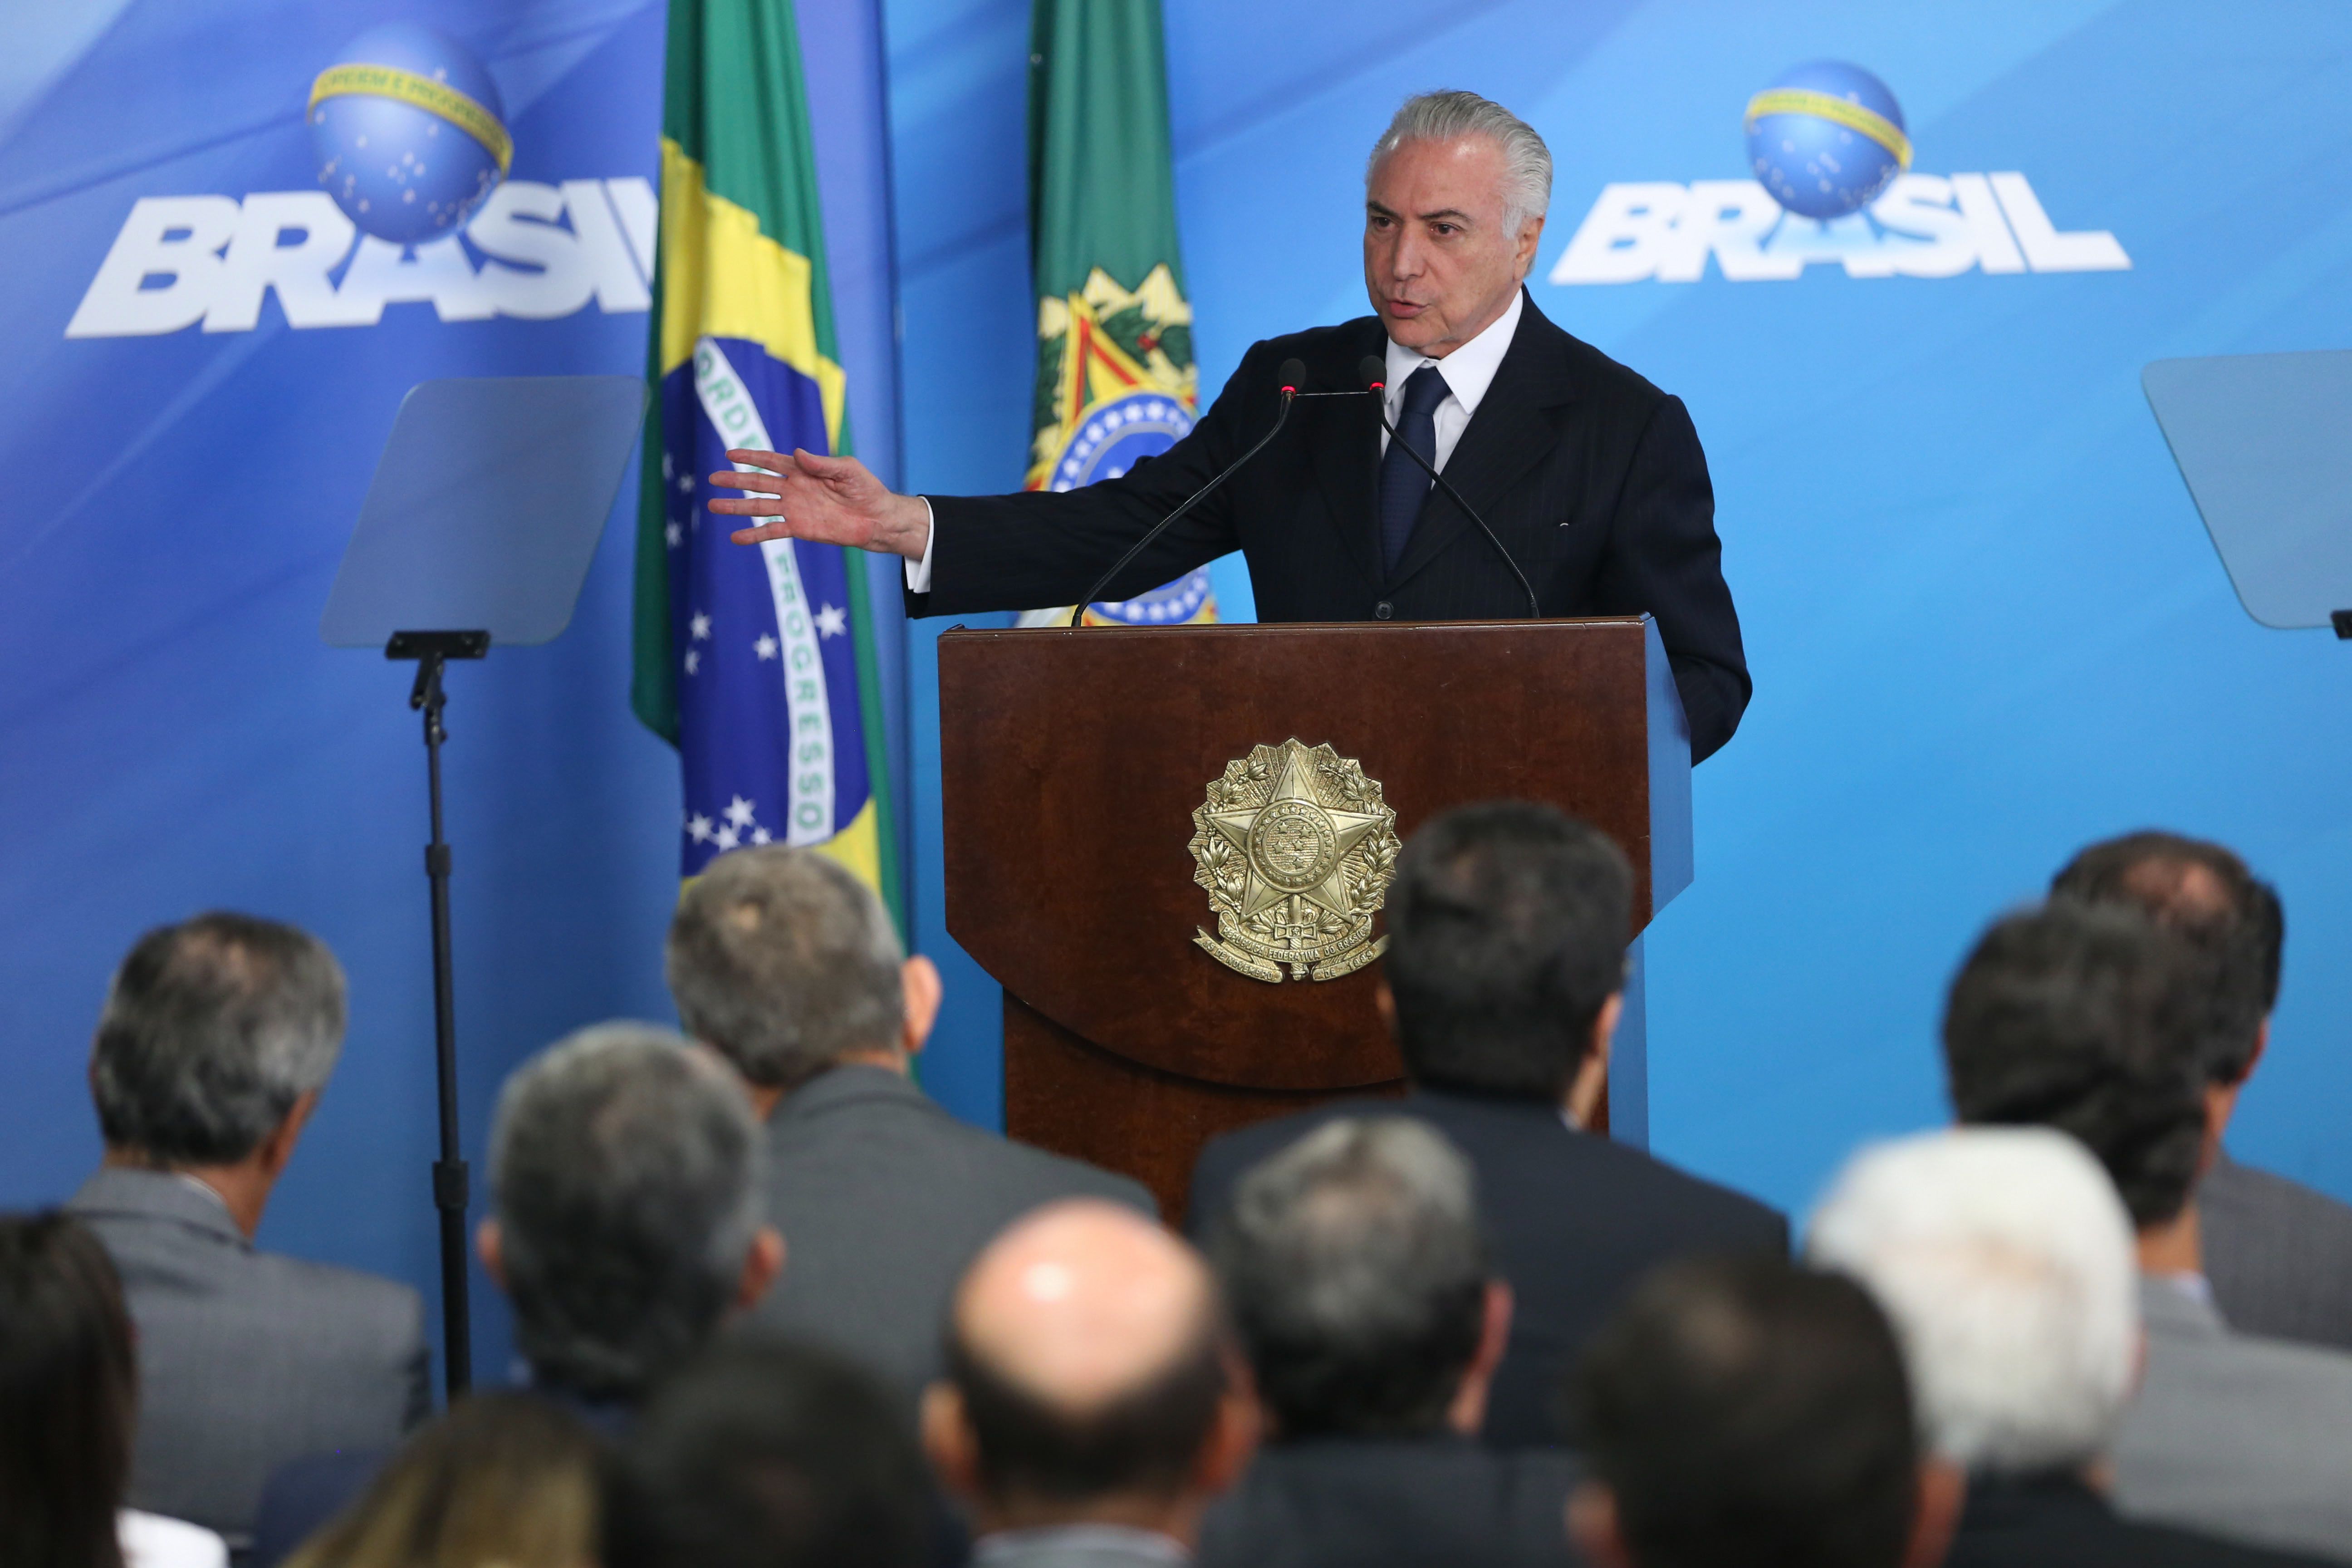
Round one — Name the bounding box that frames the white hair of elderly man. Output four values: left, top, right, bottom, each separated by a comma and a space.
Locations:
1807, 1127, 2140, 1477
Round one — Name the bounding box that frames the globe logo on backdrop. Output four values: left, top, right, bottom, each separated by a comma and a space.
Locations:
309, 22, 511, 245
1744, 61, 1910, 219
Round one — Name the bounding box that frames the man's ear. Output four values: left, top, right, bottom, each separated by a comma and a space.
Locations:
1904, 1457, 1966, 1568
255, 1090, 321, 1179
1513, 212, 1548, 280
1567, 1481, 1634, 1568
901, 955, 944, 1058
1195, 1352, 1263, 1499
921, 1382, 981, 1503
476, 1218, 505, 1289
1564, 994, 1622, 1129
1446, 1278, 1515, 1436
735, 1225, 785, 1312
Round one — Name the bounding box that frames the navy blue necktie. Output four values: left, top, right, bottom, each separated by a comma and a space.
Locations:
1378, 363, 1450, 574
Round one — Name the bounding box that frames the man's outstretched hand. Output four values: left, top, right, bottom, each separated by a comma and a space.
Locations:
707, 448, 931, 561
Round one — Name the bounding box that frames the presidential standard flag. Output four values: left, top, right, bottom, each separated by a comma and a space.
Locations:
1020, 0, 1214, 627
630, 0, 902, 919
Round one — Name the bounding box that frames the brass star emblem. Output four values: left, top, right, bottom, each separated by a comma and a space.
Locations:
1189, 739, 1401, 983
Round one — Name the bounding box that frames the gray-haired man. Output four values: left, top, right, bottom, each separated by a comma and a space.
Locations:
65, 912, 428, 1546
667, 845, 1150, 1395
1199, 1118, 1577, 1568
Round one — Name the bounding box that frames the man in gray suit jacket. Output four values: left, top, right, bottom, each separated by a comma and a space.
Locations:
64, 913, 428, 1546
666, 846, 1153, 1396
2054, 831, 2352, 1351
1945, 900, 2352, 1562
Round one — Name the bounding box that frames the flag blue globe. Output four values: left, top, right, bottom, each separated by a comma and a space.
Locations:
1745, 61, 1910, 220
309, 23, 510, 245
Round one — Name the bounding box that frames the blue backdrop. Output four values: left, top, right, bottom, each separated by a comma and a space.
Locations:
4, 0, 2349, 1405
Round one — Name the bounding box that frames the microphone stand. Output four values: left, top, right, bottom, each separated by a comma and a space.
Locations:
1369, 402, 1542, 620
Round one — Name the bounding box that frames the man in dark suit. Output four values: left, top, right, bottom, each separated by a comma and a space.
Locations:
667, 845, 1153, 1397
711, 91, 1749, 761
64, 913, 428, 1549
1809, 1126, 2337, 1568
1197, 1116, 1577, 1568
2051, 830, 2352, 1352
1189, 802, 1784, 1448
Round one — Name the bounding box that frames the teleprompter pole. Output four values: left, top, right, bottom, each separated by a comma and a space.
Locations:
389, 629, 489, 1400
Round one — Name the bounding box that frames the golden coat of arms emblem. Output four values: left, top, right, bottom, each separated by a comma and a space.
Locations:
1188, 739, 1403, 983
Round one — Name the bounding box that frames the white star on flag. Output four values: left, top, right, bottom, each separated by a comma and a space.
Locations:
813, 604, 848, 639
751, 827, 772, 845
665, 522, 682, 548
683, 649, 701, 675
690, 612, 712, 640
686, 813, 715, 843
676, 474, 694, 493
754, 634, 778, 660
724, 796, 758, 830
713, 825, 740, 852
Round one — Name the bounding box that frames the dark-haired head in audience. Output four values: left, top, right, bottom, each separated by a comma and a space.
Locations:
1570, 1255, 1959, 1568
1941, 901, 2211, 1242
0, 1211, 137, 1568
605, 1341, 932, 1568
284, 1393, 599, 1568
924, 1200, 1254, 1560
1382, 801, 1629, 1126
666, 845, 942, 1120
481, 1024, 783, 1411
1211, 1117, 1506, 1441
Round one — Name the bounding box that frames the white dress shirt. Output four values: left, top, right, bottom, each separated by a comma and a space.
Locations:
908, 289, 1528, 595
1381, 287, 1524, 470
120, 1509, 228, 1568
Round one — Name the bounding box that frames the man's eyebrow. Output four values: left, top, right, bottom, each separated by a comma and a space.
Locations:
1417, 207, 1475, 224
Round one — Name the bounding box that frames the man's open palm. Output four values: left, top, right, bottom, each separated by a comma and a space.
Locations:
708, 448, 930, 560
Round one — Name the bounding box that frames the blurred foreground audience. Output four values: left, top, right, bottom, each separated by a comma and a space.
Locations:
1568, 1254, 1957, 1568
255, 1023, 777, 1560
668, 846, 1152, 1396
66, 914, 426, 1547
923, 1200, 1255, 1568
1, 1210, 227, 1568
1199, 1117, 1575, 1568
604, 1340, 933, 1568
1811, 1127, 2333, 1567
1944, 900, 2352, 1559
1190, 802, 1783, 1446
280, 1394, 598, 1568
2051, 831, 2352, 1350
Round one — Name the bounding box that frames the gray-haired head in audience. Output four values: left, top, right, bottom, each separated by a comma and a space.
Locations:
90, 911, 347, 1166
1807, 1126, 2141, 1476
666, 846, 906, 1094
1210, 1117, 1501, 1438
485, 1023, 774, 1400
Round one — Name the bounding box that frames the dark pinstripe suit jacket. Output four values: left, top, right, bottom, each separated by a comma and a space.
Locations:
913, 292, 1750, 761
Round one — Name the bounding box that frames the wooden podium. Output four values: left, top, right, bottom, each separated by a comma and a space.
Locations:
937, 616, 1693, 1221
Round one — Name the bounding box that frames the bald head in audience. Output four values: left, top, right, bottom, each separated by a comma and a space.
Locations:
923, 1201, 1255, 1551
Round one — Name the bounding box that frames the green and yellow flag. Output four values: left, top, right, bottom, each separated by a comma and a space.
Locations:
630, 0, 902, 926
1019, 0, 1214, 627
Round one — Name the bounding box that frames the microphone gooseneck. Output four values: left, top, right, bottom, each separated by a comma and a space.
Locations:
1067, 363, 1306, 627
1361, 356, 1541, 620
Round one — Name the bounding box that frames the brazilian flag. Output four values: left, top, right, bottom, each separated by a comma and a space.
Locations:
630, 0, 902, 927
1020, 0, 1215, 627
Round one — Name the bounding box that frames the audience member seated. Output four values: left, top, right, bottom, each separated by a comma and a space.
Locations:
65, 914, 426, 1547
1811, 1126, 2335, 1568
604, 1340, 934, 1568
1567, 1254, 1958, 1568
922, 1200, 1256, 1568
1, 1210, 227, 1568
2051, 830, 2352, 1351
1197, 1117, 1577, 1568
280, 1393, 599, 1568
667, 846, 1152, 1394
1944, 902, 2352, 1561
253, 1023, 779, 1560
1189, 802, 1784, 1446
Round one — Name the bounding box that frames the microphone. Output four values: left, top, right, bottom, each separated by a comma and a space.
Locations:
1361, 355, 1540, 619
1066, 359, 1308, 626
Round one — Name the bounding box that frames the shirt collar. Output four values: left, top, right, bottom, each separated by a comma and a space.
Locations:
1384, 288, 1524, 416
973, 1524, 1190, 1566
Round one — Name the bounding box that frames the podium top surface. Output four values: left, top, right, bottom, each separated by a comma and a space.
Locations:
2144, 351, 2352, 630
321, 375, 646, 648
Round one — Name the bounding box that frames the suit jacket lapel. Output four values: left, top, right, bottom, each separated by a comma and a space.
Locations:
1302, 318, 1388, 596
1387, 292, 1577, 592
